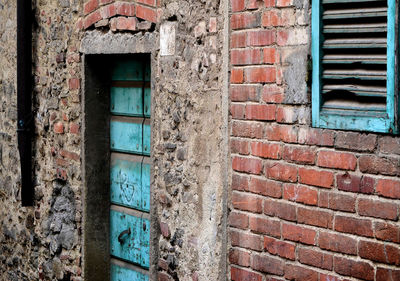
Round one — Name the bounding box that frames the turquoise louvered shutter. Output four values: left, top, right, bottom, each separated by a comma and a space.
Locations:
312, 0, 398, 133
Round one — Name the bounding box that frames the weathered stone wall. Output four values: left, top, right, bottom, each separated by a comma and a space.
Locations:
1, 0, 228, 280
228, 0, 400, 280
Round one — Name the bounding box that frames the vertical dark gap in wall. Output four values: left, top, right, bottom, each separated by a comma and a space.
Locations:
17, 0, 33, 206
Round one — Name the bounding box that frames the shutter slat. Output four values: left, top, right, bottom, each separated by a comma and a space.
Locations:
323, 7, 387, 19
323, 0, 385, 4
323, 38, 386, 48
323, 54, 386, 64
323, 69, 386, 80
324, 23, 386, 33
322, 84, 387, 97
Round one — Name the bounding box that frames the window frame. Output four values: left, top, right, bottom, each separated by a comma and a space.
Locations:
311, 0, 399, 134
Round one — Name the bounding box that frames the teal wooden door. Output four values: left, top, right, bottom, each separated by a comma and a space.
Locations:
109, 58, 151, 280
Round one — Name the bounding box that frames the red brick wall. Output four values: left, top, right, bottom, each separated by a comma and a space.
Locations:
80, 0, 161, 31
229, 0, 400, 280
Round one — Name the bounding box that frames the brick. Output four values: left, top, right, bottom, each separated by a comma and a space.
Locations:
231, 0, 245, 12
251, 142, 280, 159
209, 17, 217, 33
379, 136, 400, 155
334, 215, 373, 237
231, 138, 249, 155
283, 184, 317, 206
229, 211, 249, 229
232, 121, 263, 138
282, 223, 316, 245
335, 132, 376, 152
265, 124, 297, 143
298, 127, 334, 146
298, 168, 334, 188
359, 240, 400, 265
247, 30, 276, 46
230, 104, 245, 119
231, 49, 262, 65
264, 198, 296, 221
136, 5, 158, 23
54, 122, 64, 134
264, 236, 295, 260
249, 178, 282, 198
69, 78, 80, 90
317, 150, 357, 171
231, 13, 260, 30
298, 247, 333, 270
59, 149, 79, 161
83, 10, 102, 28
336, 173, 374, 194
137, 0, 156, 7
231, 267, 262, 281
245, 104, 276, 121
247, 0, 262, 9
249, 216, 281, 237
244, 67, 276, 83
262, 84, 284, 103
232, 192, 262, 213
69, 122, 79, 134
84, 0, 99, 15
116, 2, 136, 16
284, 264, 318, 281
376, 267, 400, 281
112, 16, 137, 31
276, 106, 296, 124
229, 249, 251, 267
262, 10, 279, 26
158, 272, 172, 281
376, 179, 400, 199
358, 198, 398, 220
231, 230, 263, 251
251, 254, 284, 275
318, 231, 357, 255
231, 32, 247, 48
230, 85, 261, 102
263, 48, 276, 64
160, 222, 170, 238
318, 191, 356, 213
282, 145, 315, 165
232, 173, 249, 191
277, 30, 288, 46
231, 68, 244, 83
374, 221, 400, 243
334, 256, 374, 281
359, 155, 400, 176
264, 0, 275, 7
277, 0, 291, 6
319, 274, 341, 281
297, 207, 333, 228
232, 156, 262, 175
266, 163, 297, 182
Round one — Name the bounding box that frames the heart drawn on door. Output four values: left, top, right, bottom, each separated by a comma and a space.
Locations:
117, 169, 135, 203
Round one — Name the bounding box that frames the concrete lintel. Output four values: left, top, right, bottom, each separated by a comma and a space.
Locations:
80, 30, 159, 55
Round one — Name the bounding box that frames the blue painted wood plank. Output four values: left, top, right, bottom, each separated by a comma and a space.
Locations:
110, 154, 142, 210
110, 210, 142, 265
141, 159, 151, 212
319, 113, 391, 133
111, 87, 143, 117
111, 117, 143, 154
144, 87, 151, 118
311, 0, 321, 128
140, 218, 150, 269
111, 263, 148, 281
112, 60, 144, 81
144, 62, 151, 82
143, 120, 151, 156
386, 0, 396, 133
